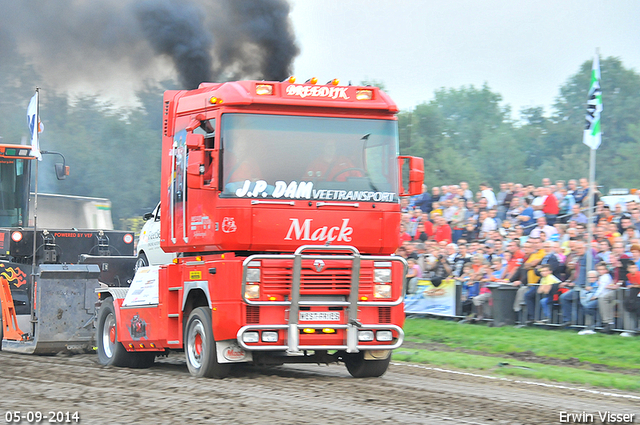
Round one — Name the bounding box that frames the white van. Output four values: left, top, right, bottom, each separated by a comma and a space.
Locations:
601, 189, 640, 211
136, 203, 176, 268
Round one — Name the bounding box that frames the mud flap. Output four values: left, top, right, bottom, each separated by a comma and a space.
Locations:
216, 339, 253, 363
364, 350, 391, 360
2, 264, 101, 354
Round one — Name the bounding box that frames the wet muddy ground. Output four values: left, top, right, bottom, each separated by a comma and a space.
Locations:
1, 351, 638, 424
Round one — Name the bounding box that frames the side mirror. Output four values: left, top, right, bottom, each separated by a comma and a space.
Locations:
42, 151, 69, 180
143, 212, 154, 221
187, 150, 205, 189
398, 156, 424, 197
186, 133, 204, 149
55, 163, 69, 180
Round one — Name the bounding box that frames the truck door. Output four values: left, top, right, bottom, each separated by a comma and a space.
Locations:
169, 129, 188, 244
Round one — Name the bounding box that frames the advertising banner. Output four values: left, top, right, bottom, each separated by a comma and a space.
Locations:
122, 266, 160, 306
404, 278, 457, 316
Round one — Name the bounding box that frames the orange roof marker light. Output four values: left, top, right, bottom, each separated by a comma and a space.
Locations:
285, 76, 296, 83
255, 84, 274, 95
356, 89, 374, 101
305, 77, 318, 85
209, 96, 223, 104
327, 79, 339, 86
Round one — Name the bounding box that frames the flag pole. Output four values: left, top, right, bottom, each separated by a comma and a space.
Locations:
585, 48, 601, 272
586, 146, 595, 271
30, 87, 40, 338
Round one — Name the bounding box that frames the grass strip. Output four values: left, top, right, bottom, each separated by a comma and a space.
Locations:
393, 348, 640, 392
403, 318, 640, 370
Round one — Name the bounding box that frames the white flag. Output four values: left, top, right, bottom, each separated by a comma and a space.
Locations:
27, 92, 43, 160
583, 55, 603, 150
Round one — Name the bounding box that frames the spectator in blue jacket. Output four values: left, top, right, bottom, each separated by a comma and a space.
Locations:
573, 178, 589, 206
414, 184, 433, 214
516, 198, 536, 235
568, 204, 588, 225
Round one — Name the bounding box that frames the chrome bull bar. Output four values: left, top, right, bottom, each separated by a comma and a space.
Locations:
236, 324, 404, 352
240, 245, 408, 354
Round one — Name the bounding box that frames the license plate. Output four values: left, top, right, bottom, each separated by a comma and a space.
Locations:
299, 311, 340, 321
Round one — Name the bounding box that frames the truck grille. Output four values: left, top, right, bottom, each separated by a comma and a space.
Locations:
246, 305, 260, 324
379, 306, 391, 323
260, 260, 373, 297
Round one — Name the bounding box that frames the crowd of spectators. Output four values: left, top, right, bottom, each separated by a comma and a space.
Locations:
398, 179, 640, 336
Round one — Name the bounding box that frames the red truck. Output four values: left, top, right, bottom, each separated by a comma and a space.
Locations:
96, 78, 424, 378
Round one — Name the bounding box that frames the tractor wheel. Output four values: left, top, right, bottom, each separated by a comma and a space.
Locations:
344, 351, 391, 378
96, 297, 132, 367
184, 307, 230, 378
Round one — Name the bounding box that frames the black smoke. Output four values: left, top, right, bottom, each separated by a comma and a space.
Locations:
134, 1, 214, 89
0, 0, 299, 91
210, 0, 300, 81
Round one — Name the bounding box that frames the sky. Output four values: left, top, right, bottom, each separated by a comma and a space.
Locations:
4, 0, 638, 121
287, 0, 640, 117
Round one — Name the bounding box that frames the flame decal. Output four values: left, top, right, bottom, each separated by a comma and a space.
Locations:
0, 265, 28, 288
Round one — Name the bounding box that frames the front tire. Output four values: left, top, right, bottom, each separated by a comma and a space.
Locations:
96, 297, 132, 367
185, 307, 230, 378
344, 351, 391, 378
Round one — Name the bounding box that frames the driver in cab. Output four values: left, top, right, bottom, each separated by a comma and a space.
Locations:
305, 142, 363, 182
225, 135, 263, 183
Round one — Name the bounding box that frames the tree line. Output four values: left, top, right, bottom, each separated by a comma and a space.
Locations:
1, 50, 638, 229
397, 57, 640, 194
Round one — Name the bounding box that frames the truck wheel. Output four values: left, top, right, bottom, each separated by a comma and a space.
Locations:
185, 307, 230, 378
134, 252, 149, 271
344, 351, 391, 378
96, 297, 132, 367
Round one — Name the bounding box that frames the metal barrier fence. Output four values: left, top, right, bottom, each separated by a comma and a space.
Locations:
405, 281, 639, 333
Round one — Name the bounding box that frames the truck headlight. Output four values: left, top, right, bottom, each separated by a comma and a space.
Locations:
358, 330, 374, 341
242, 331, 259, 343
245, 284, 260, 299
376, 330, 393, 341
246, 268, 261, 282
261, 331, 278, 342
374, 284, 392, 299
374, 268, 391, 283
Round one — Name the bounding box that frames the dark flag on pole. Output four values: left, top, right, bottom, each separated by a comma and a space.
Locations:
583, 55, 603, 150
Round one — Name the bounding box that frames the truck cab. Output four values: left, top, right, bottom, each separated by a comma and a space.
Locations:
0, 145, 32, 228
96, 79, 423, 378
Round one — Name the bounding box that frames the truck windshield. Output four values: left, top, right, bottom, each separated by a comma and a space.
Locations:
221, 113, 399, 203
0, 158, 29, 227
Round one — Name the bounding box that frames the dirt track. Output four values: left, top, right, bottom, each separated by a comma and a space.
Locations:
0, 351, 638, 425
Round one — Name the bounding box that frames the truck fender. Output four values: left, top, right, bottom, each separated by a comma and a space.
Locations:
182, 281, 212, 311
96, 288, 128, 342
